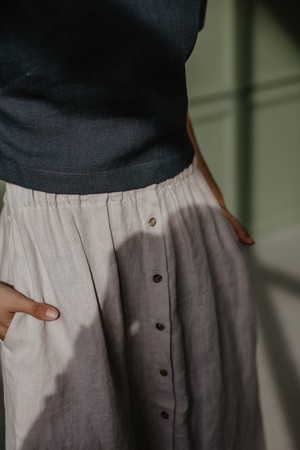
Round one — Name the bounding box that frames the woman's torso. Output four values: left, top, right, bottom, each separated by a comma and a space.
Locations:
0, 0, 207, 194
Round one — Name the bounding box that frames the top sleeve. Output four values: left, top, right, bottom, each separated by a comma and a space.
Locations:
198, 0, 208, 32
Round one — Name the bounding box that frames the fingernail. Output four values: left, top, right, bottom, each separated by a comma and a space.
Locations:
46, 308, 59, 319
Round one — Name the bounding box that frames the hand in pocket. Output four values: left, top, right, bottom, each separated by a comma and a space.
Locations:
218, 206, 255, 246
0, 281, 59, 342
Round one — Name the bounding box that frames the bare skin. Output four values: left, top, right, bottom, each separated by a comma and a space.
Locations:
0, 117, 254, 341
187, 112, 255, 246
0, 282, 59, 342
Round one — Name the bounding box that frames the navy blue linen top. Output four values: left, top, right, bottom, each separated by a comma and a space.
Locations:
0, 0, 207, 194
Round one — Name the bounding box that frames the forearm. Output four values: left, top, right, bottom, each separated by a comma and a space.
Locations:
186, 113, 226, 209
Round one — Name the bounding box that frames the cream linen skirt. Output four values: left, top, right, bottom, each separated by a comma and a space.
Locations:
0, 154, 266, 450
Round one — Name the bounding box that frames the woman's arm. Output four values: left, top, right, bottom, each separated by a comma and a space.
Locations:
186, 113, 255, 245
186, 113, 226, 210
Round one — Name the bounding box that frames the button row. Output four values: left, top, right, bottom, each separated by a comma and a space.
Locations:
148, 216, 170, 422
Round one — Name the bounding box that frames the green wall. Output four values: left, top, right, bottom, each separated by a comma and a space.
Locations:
186, 0, 300, 240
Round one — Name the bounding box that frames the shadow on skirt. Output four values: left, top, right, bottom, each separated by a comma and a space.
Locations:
0, 154, 266, 450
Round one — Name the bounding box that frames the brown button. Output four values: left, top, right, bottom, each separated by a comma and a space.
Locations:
161, 411, 169, 419
148, 217, 157, 227
156, 322, 165, 331
159, 369, 168, 376
153, 274, 162, 283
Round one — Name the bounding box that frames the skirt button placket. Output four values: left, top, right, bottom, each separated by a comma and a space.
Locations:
147, 205, 174, 446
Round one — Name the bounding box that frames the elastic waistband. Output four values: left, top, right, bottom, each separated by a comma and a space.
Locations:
3, 154, 198, 213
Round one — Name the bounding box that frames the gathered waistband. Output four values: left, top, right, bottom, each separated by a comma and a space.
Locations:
3, 154, 199, 213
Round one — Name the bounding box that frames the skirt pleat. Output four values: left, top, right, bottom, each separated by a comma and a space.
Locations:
0, 154, 266, 450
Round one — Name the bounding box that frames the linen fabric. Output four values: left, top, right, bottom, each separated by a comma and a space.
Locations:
0, 155, 266, 449
0, 0, 207, 194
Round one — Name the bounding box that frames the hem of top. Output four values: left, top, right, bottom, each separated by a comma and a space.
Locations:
0, 151, 198, 201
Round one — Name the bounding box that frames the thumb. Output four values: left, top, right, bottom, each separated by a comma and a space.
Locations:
223, 210, 255, 245
239, 231, 255, 245
235, 223, 255, 245
10, 289, 59, 321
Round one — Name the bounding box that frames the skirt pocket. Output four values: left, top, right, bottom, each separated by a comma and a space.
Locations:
0, 205, 17, 347
192, 165, 251, 260
0, 208, 32, 350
